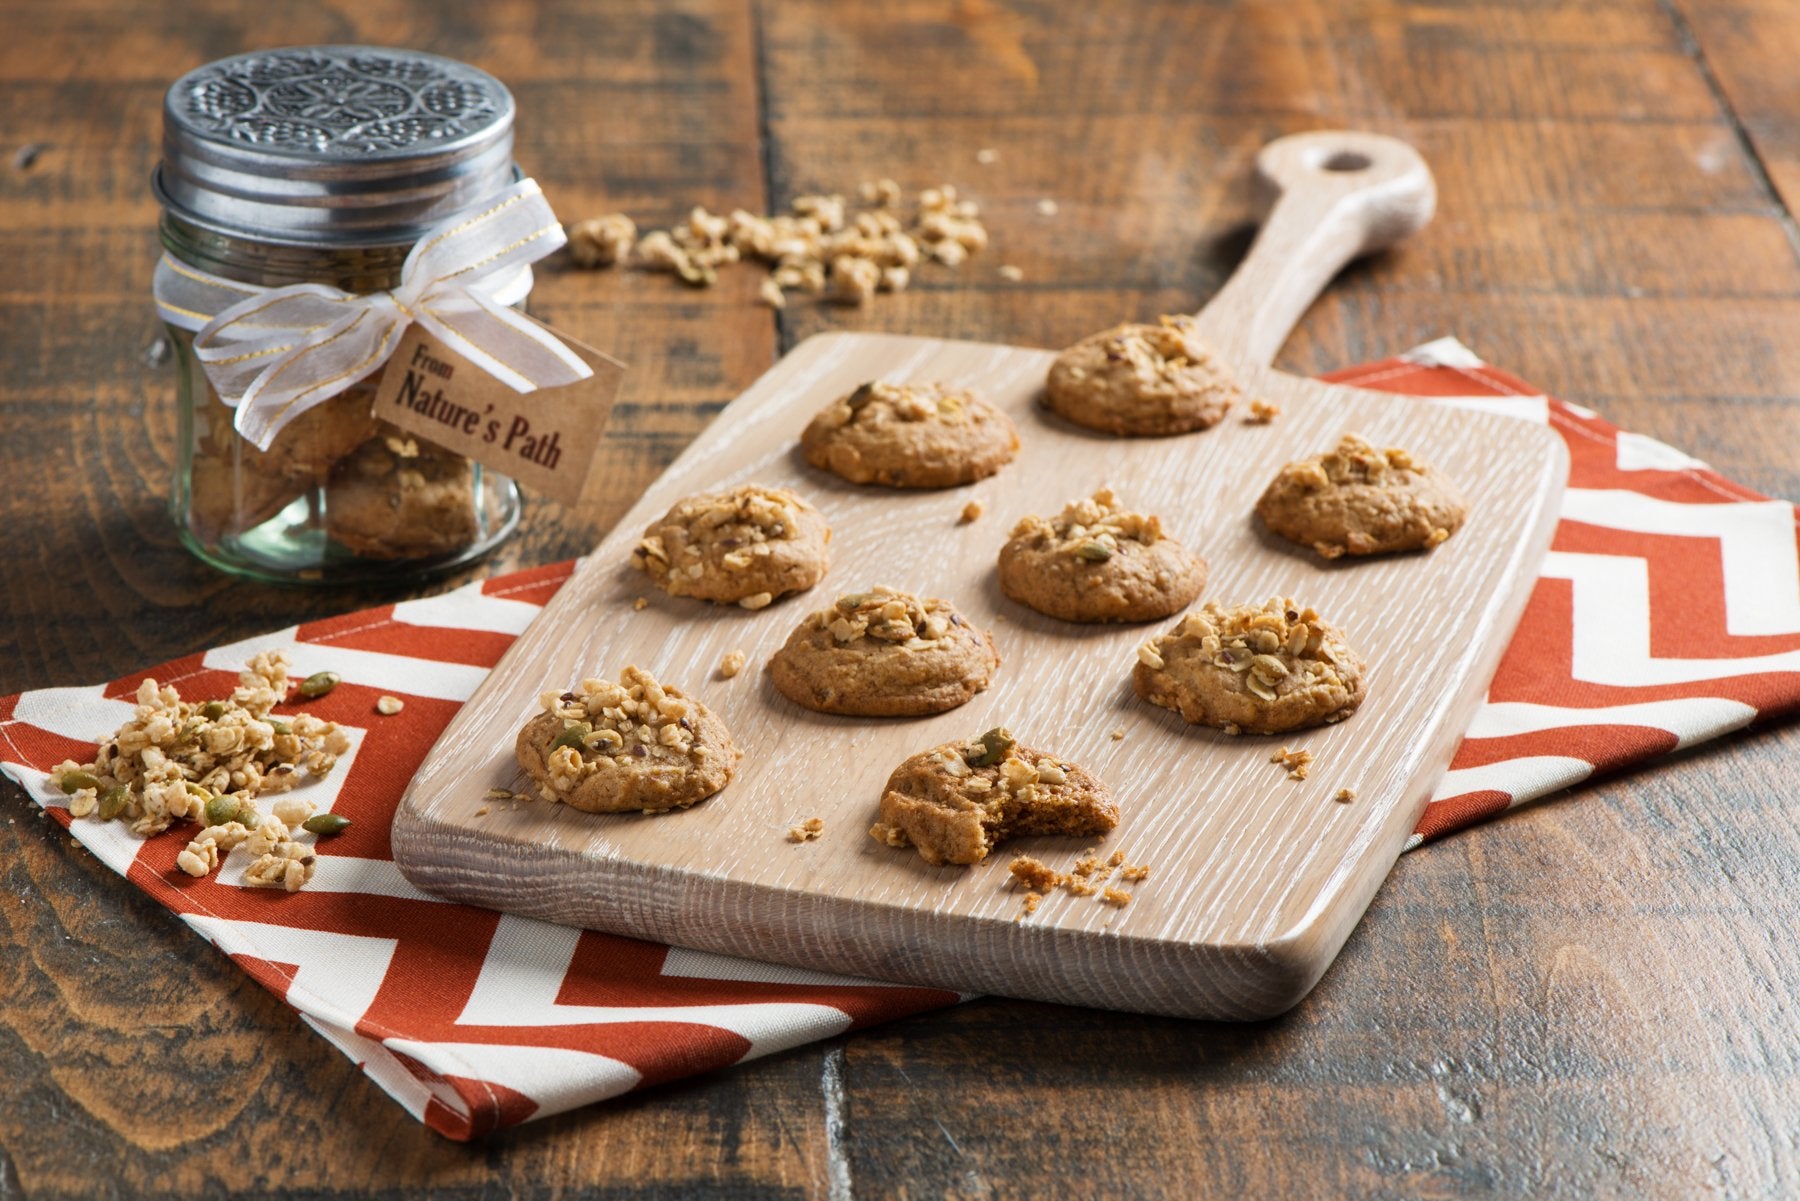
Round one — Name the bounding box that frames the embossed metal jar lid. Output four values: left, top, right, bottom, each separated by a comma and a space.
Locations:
155, 45, 516, 247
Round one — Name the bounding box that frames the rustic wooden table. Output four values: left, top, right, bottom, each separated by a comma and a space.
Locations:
6, 1, 1800, 1196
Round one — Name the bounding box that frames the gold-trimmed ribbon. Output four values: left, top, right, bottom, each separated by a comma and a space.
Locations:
151, 178, 591, 451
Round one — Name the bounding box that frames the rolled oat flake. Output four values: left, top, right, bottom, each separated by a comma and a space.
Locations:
152, 46, 537, 584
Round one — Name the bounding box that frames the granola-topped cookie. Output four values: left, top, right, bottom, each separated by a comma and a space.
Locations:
998, 487, 1206, 622
515, 666, 740, 814
1256, 433, 1469, 560
632, 484, 830, 607
769, 586, 1000, 716
325, 425, 479, 559
1132, 597, 1366, 735
869, 727, 1116, 866
801, 381, 1019, 488
1044, 315, 1243, 436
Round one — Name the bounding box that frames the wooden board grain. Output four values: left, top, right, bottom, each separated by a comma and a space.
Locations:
390, 323, 1566, 1019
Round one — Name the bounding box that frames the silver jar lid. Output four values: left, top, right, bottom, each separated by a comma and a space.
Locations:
155, 45, 517, 247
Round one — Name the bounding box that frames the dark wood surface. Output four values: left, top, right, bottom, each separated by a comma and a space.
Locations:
4, 0, 1800, 1196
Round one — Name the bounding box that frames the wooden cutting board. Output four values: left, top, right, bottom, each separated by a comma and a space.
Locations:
391, 132, 1567, 1020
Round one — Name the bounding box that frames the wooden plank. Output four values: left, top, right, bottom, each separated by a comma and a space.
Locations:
1673, 0, 1800, 219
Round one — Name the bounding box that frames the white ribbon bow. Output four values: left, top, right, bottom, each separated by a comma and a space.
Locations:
154, 178, 591, 451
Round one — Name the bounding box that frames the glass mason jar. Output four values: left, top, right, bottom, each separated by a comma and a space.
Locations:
153, 46, 529, 584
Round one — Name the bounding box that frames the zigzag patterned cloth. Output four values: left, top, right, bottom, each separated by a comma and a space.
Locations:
3, 339, 1795, 1138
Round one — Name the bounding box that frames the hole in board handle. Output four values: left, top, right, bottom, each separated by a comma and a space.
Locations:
1322, 150, 1373, 173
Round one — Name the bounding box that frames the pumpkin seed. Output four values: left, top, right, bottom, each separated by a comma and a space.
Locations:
550, 723, 592, 752
270, 720, 292, 736
965, 726, 1016, 768
303, 813, 351, 836
58, 770, 99, 794
297, 671, 340, 700
200, 701, 227, 720
1073, 540, 1113, 562
97, 787, 128, 821
204, 795, 241, 828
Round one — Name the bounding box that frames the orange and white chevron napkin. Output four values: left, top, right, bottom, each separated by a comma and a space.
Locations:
4, 338, 1795, 1139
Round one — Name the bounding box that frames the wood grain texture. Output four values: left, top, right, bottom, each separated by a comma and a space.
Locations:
6, 0, 1800, 1195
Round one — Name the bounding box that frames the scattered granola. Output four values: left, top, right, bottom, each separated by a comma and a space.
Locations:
1272, 746, 1314, 780
997, 264, 1023, 282
1111, 727, 1126, 741
1036, 198, 1059, 216
960, 500, 984, 524
476, 805, 491, 817
485, 787, 515, 800
568, 183, 987, 308
375, 695, 404, 716
51, 652, 349, 883
719, 649, 747, 679
787, 817, 825, 843
566, 212, 637, 268
632, 597, 649, 612
976, 147, 999, 164
1245, 398, 1281, 424
1335, 787, 1357, 803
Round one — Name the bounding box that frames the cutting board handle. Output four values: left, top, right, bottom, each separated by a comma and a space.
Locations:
1193, 131, 1436, 369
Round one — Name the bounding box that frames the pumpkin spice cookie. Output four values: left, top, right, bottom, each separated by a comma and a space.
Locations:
516, 666, 740, 813
1133, 597, 1366, 735
1044, 314, 1243, 436
1256, 433, 1469, 560
769, 586, 1000, 716
632, 484, 830, 608
325, 425, 479, 559
869, 727, 1117, 866
801, 381, 1019, 488
998, 487, 1206, 623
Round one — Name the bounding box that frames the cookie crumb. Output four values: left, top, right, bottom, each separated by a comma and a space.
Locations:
1036, 198, 1058, 216
997, 263, 1023, 282
960, 499, 985, 524
1021, 890, 1043, 915
475, 805, 491, 817
1009, 856, 1067, 892
375, 695, 405, 716
1065, 879, 1097, 897
1071, 853, 1103, 879
1107, 849, 1125, 867
976, 147, 998, 164
1335, 787, 1357, 803
1245, 398, 1281, 424
1110, 727, 1125, 741
787, 817, 825, 843
1100, 887, 1132, 907
719, 649, 747, 679
1271, 746, 1313, 780
1119, 863, 1150, 882
633, 597, 649, 611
